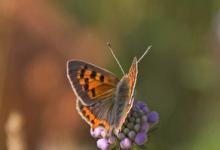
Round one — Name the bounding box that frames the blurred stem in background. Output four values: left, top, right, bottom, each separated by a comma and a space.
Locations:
0, 2, 15, 147
5, 112, 26, 150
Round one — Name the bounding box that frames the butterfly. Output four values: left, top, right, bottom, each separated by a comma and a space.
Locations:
67, 44, 151, 136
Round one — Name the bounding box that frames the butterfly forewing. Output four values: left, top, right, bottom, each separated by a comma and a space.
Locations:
67, 60, 119, 106
128, 57, 138, 103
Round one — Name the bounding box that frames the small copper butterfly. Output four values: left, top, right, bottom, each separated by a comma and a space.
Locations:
67, 43, 151, 136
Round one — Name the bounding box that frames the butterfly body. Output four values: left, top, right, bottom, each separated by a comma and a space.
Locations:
67, 57, 138, 136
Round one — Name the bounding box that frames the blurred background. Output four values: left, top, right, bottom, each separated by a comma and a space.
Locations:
1, 0, 220, 150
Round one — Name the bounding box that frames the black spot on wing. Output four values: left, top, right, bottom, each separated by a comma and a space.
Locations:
84, 84, 89, 91
80, 69, 85, 78
100, 75, 104, 82
82, 109, 86, 114
90, 71, 97, 78
84, 65, 88, 69
79, 65, 88, 78
85, 114, 90, 119
91, 120, 95, 124
85, 78, 89, 84
91, 88, 96, 97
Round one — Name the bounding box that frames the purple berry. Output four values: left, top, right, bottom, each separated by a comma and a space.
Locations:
148, 111, 159, 124
141, 123, 149, 132
142, 106, 149, 113
90, 126, 105, 138
101, 130, 107, 138
137, 101, 146, 109
97, 138, 109, 150
135, 132, 148, 145
128, 131, 136, 140
118, 133, 126, 140
108, 136, 116, 144
120, 138, 132, 149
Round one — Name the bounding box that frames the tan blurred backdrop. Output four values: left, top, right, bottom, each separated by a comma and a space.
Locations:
1, 0, 220, 150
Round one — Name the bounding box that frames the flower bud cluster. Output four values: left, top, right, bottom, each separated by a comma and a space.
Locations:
90, 101, 159, 150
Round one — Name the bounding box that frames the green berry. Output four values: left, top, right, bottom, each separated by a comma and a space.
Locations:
142, 115, 148, 122
128, 131, 136, 140
118, 133, 125, 140
129, 117, 135, 123
127, 123, 134, 130
139, 110, 144, 115
135, 118, 141, 123
134, 124, 141, 132
123, 128, 130, 135
132, 112, 138, 117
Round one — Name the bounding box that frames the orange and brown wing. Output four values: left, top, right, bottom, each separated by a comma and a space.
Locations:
76, 99, 113, 132
128, 57, 138, 102
67, 60, 119, 106
114, 57, 138, 135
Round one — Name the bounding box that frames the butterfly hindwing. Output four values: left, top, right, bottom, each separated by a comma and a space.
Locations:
76, 99, 116, 133
67, 60, 119, 106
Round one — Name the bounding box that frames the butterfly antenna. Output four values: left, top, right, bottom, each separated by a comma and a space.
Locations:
107, 42, 125, 76
137, 45, 152, 63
